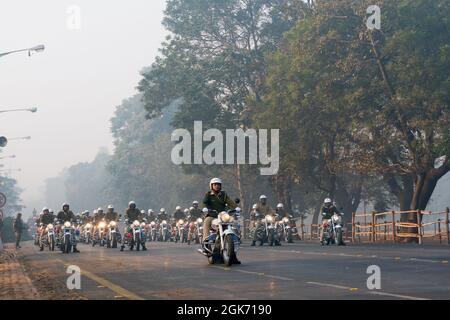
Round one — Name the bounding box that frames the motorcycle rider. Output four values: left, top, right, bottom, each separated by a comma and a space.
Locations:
81, 210, 92, 224
320, 198, 345, 245
123, 201, 147, 251
37, 207, 55, 251
147, 209, 156, 222
276, 203, 295, 243
173, 206, 185, 222
158, 208, 169, 222
189, 201, 203, 221
251, 196, 275, 246
201, 178, 240, 264
56, 203, 80, 253
93, 207, 106, 224
105, 205, 119, 223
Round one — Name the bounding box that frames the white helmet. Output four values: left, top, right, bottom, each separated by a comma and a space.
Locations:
324, 198, 332, 204
129, 201, 136, 206
277, 203, 284, 209
141, 210, 146, 214
148, 209, 154, 214
210, 178, 222, 189
42, 207, 49, 212
62, 203, 69, 208
176, 206, 182, 211
93, 209, 98, 214
97, 207, 103, 212
160, 208, 166, 213
259, 195, 267, 200
107, 205, 114, 210
193, 201, 199, 205
184, 209, 189, 214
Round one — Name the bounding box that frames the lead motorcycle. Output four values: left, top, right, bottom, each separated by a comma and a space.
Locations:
60, 221, 77, 254
121, 220, 147, 251
263, 215, 281, 246
198, 207, 241, 267
322, 212, 345, 246
82, 223, 93, 244
175, 219, 188, 243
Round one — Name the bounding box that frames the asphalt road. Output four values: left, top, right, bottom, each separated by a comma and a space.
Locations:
17, 239, 450, 300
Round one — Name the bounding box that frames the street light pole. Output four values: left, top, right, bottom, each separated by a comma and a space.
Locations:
0, 45, 45, 58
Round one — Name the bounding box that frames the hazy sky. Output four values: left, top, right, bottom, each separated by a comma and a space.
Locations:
0, 0, 167, 211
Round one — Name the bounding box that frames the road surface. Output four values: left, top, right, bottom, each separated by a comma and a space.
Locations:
12, 240, 450, 300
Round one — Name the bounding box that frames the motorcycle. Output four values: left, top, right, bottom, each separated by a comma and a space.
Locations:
106, 220, 121, 248
121, 220, 147, 251
175, 219, 188, 243
199, 208, 241, 267
263, 215, 281, 246
61, 221, 76, 254
92, 220, 107, 247
159, 220, 171, 242
39, 223, 56, 251
279, 216, 294, 243
322, 212, 345, 246
82, 223, 93, 244
187, 217, 202, 245
149, 221, 157, 242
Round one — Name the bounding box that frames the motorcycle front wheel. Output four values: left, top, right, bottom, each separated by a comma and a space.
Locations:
222, 235, 235, 267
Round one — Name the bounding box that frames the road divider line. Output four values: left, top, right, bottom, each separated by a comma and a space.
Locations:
307, 281, 357, 291
307, 281, 429, 300
368, 291, 430, 300
212, 266, 294, 281
56, 259, 144, 300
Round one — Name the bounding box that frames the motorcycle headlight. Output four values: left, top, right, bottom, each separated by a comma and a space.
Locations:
98, 222, 106, 229
265, 215, 273, 223
283, 217, 289, 224
211, 219, 219, 230
162, 220, 167, 225
109, 221, 117, 227
140, 222, 146, 228
197, 218, 203, 224
47, 224, 54, 230
178, 219, 184, 225
219, 212, 231, 223
133, 220, 140, 227
85, 223, 92, 229
150, 221, 156, 226
332, 215, 341, 223
64, 222, 71, 228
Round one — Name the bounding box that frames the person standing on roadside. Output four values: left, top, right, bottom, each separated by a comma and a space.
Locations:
13, 213, 24, 249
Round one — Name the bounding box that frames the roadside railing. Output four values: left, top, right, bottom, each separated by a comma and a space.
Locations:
351, 208, 450, 244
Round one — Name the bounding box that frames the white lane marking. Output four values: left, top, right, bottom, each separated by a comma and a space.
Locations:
212, 266, 294, 281
306, 282, 357, 291
369, 291, 430, 300
307, 281, 429, 300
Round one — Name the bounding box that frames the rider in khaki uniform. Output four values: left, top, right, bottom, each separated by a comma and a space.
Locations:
251, 195, 275, 246
201, 178, 237, 241
201, 177, 240, 264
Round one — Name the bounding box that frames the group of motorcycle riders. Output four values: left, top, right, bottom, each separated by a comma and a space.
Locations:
33, 178, 345, 259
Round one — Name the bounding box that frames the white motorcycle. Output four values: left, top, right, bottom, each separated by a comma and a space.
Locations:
199, 208, 242, 267
107, 220, 121, 248
322, 212, 345, 246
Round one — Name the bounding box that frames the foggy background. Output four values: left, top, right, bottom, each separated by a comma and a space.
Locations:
0, 0, 167, 213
